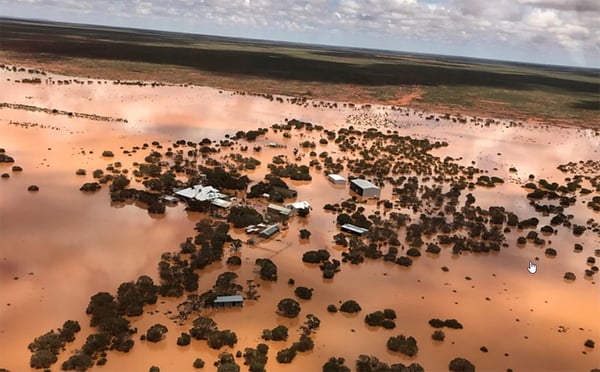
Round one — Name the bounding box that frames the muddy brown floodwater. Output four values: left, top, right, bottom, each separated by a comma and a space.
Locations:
0, 67, 599, 372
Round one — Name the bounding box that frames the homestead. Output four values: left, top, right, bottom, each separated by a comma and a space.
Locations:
213, 295, 244, 308
327, 174, 346, 185
174, 185, 226, 201
349, 178, 380, 198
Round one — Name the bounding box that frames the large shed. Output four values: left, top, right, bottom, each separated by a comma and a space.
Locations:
213, 295, 244, 308
267, 204, 292, 216
350, 179, 380, 198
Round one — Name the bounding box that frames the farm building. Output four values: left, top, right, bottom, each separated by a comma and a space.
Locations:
267, 203, 292, 216
328, 174, 346, 185
259, 225, 280, 238
350, 179, 380, 198
211, 198, 232, 208
341, 223, 369, 236
213, 295, 244, 308
287, 201, 311, 211
174, 185, 226, 201
162, 195, 178, 204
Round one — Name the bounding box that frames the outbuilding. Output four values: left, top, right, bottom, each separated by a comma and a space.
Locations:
267, 203, 292, 216
350, 179, 380, 198
328, 174, 346, 185
213, 295, 244, 308
341, 223, 369, 236
259, 224, 280, 238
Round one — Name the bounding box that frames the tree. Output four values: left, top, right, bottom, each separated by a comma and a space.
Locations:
448, 357, 475, 372
193, 358, 205, 369
299, 229, 311, 239
276, 347, 297, 364
323, 357, 351, 372
228, 206, 263, 228
365, 311, 385, 327
146, 324, 168, 343
189, 317, 218, 340
207, 330, 237, 349
262, 325, 288, 341
276, 298, 301, 318
294, 286, 313, 300
61, 353, 93, 371
59, 320, 81, 342
255, 258, 278, 281
30, 348, 58, 369
177, 332, 191, 346
432, 330, 445, 341
339, 300, 361, 313
387, 335, 418, 357
302, 249, 330, 263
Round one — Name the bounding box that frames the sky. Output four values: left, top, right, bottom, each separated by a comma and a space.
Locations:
1, 0, 599, 68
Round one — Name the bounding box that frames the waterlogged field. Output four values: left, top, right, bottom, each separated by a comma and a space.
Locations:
0, 66, 599, 372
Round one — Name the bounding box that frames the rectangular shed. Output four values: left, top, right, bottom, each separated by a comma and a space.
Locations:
328, 174, 346, 185
213, 295, 244, 308
341, 223, 369, 236
350, 179, 380, 198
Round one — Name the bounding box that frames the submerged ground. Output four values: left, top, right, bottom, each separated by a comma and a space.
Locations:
0, 63, 598, 372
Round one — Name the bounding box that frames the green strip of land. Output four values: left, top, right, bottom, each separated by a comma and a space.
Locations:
1, 18, 598, 127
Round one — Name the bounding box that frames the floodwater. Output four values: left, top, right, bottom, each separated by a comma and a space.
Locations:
0, 68, 599, 371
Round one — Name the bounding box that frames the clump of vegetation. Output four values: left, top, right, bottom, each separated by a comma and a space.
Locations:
564, 272, 576, 281
275, 346, 297, 364
193, 358, 205, 369
255, 258, 278, 281
262, 325, 288, 341
584, 339, 595, 348
207, 330, 238, 349
387, 334, 418, 357
276, 298, 301, 318
339, 300, 361, 313
327, 304, 338, 313
76, 168, 86, 175
146, 324, 168, 343
299, 229, 311, 239
323, 357, 350, 372
302, 249, 330, 264
295, 286, 313, 300
214, 351, 240, 372
28, 320, 81, 369
177, 332, 191, 346
102, 150, 114, 157
364, 309, 396, 328
228, 206, 263, 228
432, 330, 445, 341
243, 344, 269, 371
449, 357, 475, 372
226, 256, 242, 266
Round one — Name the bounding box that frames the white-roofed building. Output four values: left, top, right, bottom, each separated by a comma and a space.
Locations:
328, 174, 346, 185
350, 178, 380, 198
174, 185, 227, 201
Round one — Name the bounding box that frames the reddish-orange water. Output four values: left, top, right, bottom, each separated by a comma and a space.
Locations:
1, 68, 599, 371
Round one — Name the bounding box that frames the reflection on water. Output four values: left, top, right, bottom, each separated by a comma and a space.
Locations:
0, 68, 599, 371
